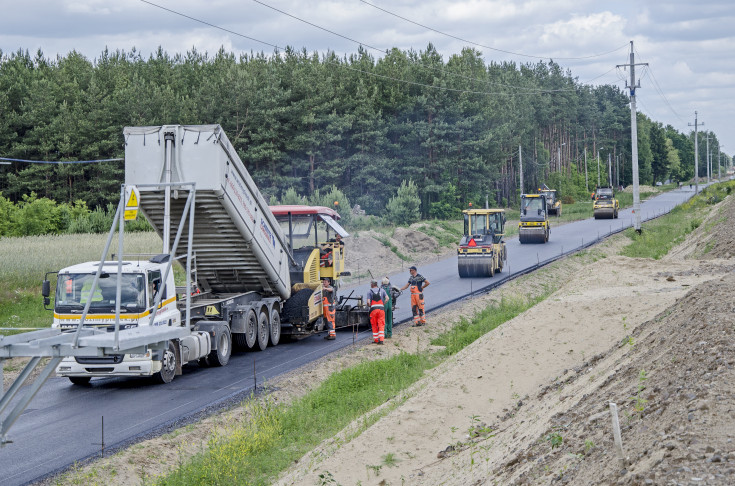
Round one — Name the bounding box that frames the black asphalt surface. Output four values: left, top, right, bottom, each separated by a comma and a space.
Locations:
0, 187, 698, 485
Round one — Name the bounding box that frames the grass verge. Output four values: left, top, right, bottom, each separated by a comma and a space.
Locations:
620, 181, 734, 259
157, 296, 545, 485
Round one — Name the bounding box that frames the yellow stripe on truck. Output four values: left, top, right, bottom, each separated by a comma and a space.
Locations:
54, 296, 176, 320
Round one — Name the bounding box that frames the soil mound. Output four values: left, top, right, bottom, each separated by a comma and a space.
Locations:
496, 273, 735, 485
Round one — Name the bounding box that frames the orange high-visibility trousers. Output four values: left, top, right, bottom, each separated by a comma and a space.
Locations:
410, 285, 426, 325
370, 308, 385, 342
323, 295, 336, 337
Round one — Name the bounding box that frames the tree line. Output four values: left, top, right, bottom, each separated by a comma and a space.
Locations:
0, 45, 728, 226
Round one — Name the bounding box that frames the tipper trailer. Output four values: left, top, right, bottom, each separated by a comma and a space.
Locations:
46, 124, 374, 385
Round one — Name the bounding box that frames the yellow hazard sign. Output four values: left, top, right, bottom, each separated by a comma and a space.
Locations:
124, 186, 140, 221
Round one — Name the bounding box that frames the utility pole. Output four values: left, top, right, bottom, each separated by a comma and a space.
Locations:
584, 148, 589, 192
718, 144, 722, 180
706, 133, 711, 183
557, 143, 565, 173
597, 150, 601, 187
519, 144, 523, 195
608, 153, 612, 186
618, 40, 647, 232
688, 111, 702, 194
616, 154, 620, 189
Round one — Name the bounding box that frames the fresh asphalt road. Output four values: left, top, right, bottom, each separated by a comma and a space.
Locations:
0, 187, 697, 486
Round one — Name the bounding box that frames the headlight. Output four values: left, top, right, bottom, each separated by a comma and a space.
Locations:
129, 351, 151, 359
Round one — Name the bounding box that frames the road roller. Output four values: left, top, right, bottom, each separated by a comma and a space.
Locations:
519, 194, 550, 244
593, 186, 619, 219
457, 208, 507, 278
538, 185, 562, 216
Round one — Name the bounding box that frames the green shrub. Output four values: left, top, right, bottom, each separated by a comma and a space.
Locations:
385, 180, 420, 226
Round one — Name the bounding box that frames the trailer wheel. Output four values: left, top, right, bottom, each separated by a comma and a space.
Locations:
269, 308, 281, 346
256, 311, 269, 351
68, 376, 91, 386
154, 341, 177, 384
235, 309, 257, 349
207, 326, 231, 367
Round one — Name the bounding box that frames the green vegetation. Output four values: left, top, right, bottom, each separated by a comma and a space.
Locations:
0, 193, 152, 237
620, 181, 735, 259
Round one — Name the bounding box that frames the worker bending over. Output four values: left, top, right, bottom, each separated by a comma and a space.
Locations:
366, 279, 388, 344
400, 266, 430, 326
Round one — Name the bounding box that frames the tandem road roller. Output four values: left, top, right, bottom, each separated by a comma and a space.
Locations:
519, 194, 550, 244
593, 186, 619, 219
457, 208, 507, 278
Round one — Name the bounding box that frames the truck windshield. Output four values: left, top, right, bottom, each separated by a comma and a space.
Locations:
55, 273, 146, 312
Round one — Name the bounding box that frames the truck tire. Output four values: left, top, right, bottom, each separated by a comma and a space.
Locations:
233, 309, 258, 350
256, 311, 269, 351
206, 326, 232, 367
154, 341, 177, 384
269, 308, 281, 346
69, 376, 91, 386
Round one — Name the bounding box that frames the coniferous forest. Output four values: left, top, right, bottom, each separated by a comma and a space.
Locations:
0, 45, 723, 223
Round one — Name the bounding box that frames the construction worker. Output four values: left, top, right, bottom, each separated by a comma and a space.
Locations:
322, 278, 336, 340
400, 266, 430, 326
366, 279, 388, 344
381, 276, 393, 338
320, 233, 344, 267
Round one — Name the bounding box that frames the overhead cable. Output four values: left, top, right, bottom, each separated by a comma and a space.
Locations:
139, 0, 621, 98
359, 0, 630, 61
0, 157, 123, 164
250, 0, 584, 93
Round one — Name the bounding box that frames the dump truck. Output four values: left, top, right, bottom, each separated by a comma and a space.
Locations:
46, 124, 371, 385
519, 194, 550, 244
457, 208, 507, 278
538, 185, 562, 216
593, 186, 619, 219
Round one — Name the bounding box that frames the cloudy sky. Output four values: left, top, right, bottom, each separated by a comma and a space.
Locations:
1, 0, 733, 158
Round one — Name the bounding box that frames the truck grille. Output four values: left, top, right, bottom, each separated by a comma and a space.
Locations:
75, 355, 125, 364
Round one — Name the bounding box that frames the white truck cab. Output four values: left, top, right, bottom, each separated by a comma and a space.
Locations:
52, 257, 183, 384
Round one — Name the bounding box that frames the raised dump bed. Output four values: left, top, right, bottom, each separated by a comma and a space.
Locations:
124, 125, 291, 299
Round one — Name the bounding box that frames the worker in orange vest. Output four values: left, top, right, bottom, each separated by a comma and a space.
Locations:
322, 278, 336, 340
400, 266, 430, 326
366, 279, 388, 344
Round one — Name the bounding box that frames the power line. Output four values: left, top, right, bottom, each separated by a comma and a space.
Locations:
249, 0, 592, 94
139, 0, 618, 98
0, 157, 123, 164
359, 0, 630, 61
633, 45, 687, 125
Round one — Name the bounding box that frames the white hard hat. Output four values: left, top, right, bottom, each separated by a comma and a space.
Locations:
382, 277, 390, 286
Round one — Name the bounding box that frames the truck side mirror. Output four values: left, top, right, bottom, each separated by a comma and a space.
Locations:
42, 280, 50, 298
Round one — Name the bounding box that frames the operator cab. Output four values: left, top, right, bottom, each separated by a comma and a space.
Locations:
520, 195, 547, 222
461, 209, 506, 246
270, 205, 350, 284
